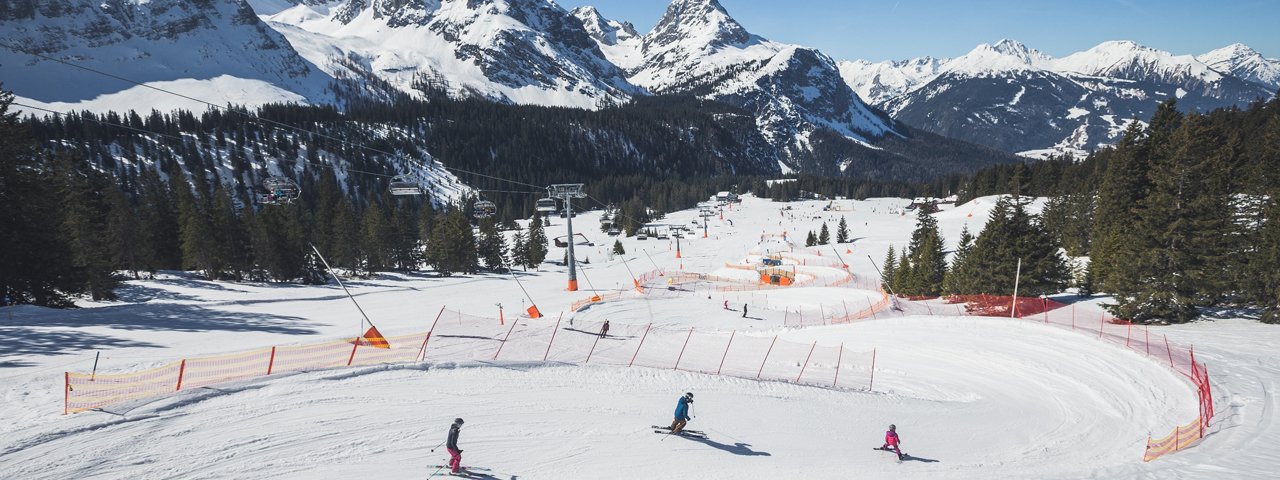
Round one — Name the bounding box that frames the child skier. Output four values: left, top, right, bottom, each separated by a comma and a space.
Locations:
446, 418, 464, 474
598, 320, 610, 338
881, 424, 904, 460
669, 392, 694, 433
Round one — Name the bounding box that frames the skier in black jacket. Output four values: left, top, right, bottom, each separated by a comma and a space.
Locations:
446, 418, 464, 474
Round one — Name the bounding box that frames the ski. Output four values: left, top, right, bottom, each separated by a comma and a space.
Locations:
651, 425, 705, 435
429, 465, 491, 472
872, 447, 907, 461
654, 429, 707, 438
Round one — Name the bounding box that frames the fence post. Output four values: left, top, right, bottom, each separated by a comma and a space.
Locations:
64, 372, 70, 415
1099, 314, 1105, 340
673, 327, 696, 370
795, 342, 817, 383
1164, 335, 1174, 368
868, 297, 876, 320
1175, 424, 1181, 451
492, 317, 521, 361
347, 342, 359, 366
1043, 298, 1048, 323
756, 336, 778, 379
628, 323, 652, 367
1071, 303, 1076, 330
267, 346, 277, 375
176, 359, 187, 391
716, 330, 736, 375
542, 313, 564, 362
868, 348, 877, 391
832, 343, 843, 387
419, 306, 447, 361
1145, 326, 1150, 356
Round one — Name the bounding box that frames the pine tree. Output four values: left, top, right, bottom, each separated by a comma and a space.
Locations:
880, 245, 896, 291
175, 172, 224, 279
805, 230, 817, 247
943, 225, 975, 295
892, 251, 911, 295
54, 154, 118, 300
526, 211, 548, 269
510, 225, 530, 271
613, 239, 626, 255
1116, 115, 1233, 323
836, 216, 849, 243
477, 217, 508, 271
901, 207, 946, 296
818, 223, 831, 245
105, 186, 146, 279
963, 193, 1069, 297
1090, 121, 1153, 294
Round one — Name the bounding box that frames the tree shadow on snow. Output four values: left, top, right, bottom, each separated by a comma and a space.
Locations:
676, 435, 771, 456
0, 327, 160, 367
0, 302, 318, 336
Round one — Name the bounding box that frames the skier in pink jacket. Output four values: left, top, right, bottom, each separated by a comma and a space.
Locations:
881, 424, 904, 460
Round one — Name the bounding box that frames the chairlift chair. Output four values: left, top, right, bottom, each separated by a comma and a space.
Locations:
474, 199, 498, 219
535, 197, 558, 213
389, 174, 424, 196
261, 176, 300, 205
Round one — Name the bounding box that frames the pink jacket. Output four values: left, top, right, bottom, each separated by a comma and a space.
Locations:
885, 430, 900, 446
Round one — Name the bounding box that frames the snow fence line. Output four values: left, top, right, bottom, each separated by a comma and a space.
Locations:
888, 295, 1215, 462
65, 307, 880, 415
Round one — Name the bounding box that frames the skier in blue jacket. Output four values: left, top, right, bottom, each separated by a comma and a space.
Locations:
669, 392, 693, 433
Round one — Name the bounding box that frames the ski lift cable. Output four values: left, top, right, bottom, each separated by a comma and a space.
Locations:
2, 44, 546, 191
13, 102, 399, 180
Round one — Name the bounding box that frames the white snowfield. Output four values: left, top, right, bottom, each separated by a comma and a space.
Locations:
1, 195, 1276, 479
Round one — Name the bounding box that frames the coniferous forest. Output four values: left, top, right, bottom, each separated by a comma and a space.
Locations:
882, 97, 1280, 324
4, 82, 1278, 325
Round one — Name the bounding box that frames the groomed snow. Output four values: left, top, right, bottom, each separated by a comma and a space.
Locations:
1, 195, 1276, 479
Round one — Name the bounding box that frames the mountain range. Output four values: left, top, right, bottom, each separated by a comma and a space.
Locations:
2, 0, 1275, 182
839, 40, 1279, 156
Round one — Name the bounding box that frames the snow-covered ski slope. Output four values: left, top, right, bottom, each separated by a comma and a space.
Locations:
1, 195, 1276, 479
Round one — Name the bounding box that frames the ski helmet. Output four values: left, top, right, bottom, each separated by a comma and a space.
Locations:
889, 424, 896, 431
455, 418, 465, 425
685, 392, 694, 400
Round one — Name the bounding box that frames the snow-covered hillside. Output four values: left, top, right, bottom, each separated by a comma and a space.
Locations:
840, 39, 1276, 156
1197, 43, 1280, 91
1, 0, 334, 112
256, 0, 636, 109
1, 195, 1275, 479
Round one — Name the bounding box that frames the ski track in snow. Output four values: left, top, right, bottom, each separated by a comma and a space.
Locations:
1, 195, 1276, 479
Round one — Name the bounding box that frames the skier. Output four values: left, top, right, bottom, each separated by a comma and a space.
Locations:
881, 424, 904, 460
723, 299, 729, 310
598, 320, 610, 338
669, 392, 694, 433
742, 303, 748, 318
446, 418, 464, 474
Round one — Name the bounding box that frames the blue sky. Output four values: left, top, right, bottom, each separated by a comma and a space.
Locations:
558, 0, 1279, 61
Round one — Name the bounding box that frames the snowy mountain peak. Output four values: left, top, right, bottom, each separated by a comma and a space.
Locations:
570, 6, 638, 46
1198, 43, 1280, 90
645, 0, 755, 53
943, 39, 1051, 76
1053, 40, 1223, 83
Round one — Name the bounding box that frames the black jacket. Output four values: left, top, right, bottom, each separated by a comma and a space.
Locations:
447, 424, 461, 450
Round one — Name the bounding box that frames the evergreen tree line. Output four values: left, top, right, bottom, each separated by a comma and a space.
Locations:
903, 97, 1280, 323
881, 176, 1070, 301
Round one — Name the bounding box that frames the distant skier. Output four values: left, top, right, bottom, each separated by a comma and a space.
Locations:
598, 320, 610, 338
742, 303, 748, 318
881, 424, 904, 460
669, 392, 694, 433
723, 299, 729, 310
446, 418, 464, 474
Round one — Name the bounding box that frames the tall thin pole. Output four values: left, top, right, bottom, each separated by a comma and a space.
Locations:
566, 194, 578, 291
1010, 258, 1022, 318
311, 243, 378, 335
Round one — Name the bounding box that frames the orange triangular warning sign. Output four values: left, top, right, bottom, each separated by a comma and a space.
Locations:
357, 326, 391, 349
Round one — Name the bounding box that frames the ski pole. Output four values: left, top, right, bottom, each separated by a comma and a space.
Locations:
429, 440, 446, 452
